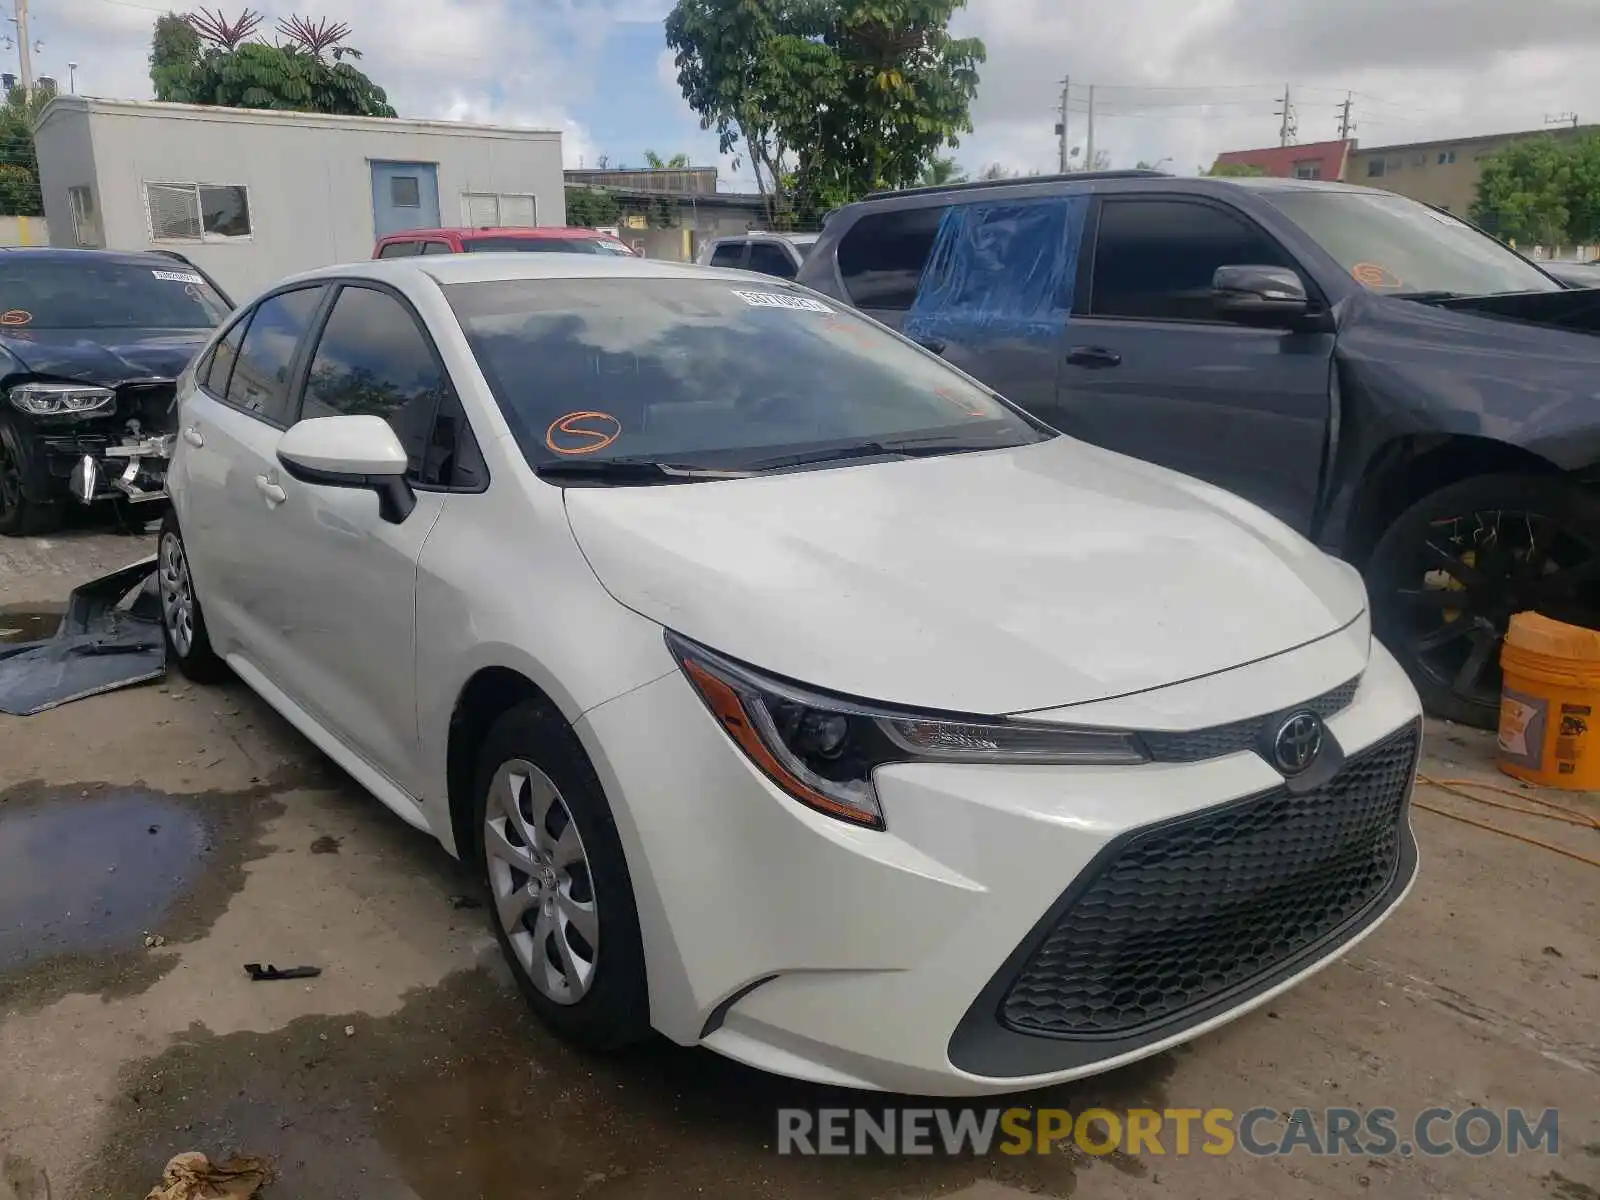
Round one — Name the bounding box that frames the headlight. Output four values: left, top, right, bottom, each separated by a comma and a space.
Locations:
9, 382, 116, 416
666, 632, 1148, 831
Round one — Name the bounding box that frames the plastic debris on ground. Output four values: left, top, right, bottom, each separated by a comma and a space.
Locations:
0, 558, 164, 715
143, 1152, 273, 1200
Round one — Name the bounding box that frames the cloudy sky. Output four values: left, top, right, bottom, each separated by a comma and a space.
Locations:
27, 0, 1600, 190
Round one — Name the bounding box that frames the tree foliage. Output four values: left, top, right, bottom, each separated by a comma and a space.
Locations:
916, 153, 964, 186
0, 87, 51, 216
565, 186, 621, 228
665, 0, 984, 221
1471, 133, 1600, 247
1204, 161, 1267, 177
644, 150, 692, 168
149, 9, 397, 117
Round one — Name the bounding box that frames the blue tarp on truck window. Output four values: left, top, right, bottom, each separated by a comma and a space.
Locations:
904, 195, 1089, 346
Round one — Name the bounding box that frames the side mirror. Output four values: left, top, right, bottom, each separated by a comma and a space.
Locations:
276, 415, 416, 524
1212, 265, 1311, 325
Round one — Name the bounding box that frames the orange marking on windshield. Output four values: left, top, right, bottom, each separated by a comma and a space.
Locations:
1351, 262, 1403, 290
0, 309, 32, 326
545, 410, 622, 456
936, 386, 988, 417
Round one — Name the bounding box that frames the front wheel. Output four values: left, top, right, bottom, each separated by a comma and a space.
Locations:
0, 414, 60, 537
473, 700, 651, 1051
1366, 473, 1600, 728
157, 514, 229, 683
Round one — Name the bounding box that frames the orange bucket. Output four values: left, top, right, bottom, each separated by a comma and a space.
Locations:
1497, 612, 1600, 790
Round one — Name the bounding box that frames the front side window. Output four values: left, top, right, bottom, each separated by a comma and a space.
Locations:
146, 182, 251, 241
837, 206, 949, 310
1089, 198, 1297, 322
1264, 188, 1562, 297
224, 287, 324, 425
462, 236, 614, 254
0, 258, 229, 329
446, 277, 1048, 477
298, 285, 454, 483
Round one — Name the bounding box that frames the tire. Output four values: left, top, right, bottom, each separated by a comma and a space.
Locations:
1365, 473, 1600, 728
156, 513, 229, 683
0, 414, 61, 537
473, 699, 651, 1051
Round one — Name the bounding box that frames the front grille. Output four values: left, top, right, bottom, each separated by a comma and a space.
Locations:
1000, 721, 1418, 1039
1142, 677, 1361, 763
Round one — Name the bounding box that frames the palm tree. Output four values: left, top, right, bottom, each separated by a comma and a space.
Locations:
916, 155, 967, 187
643, 150, 692, 169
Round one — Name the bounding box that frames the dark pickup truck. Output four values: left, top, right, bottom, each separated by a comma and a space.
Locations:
796, 172, 1600, 728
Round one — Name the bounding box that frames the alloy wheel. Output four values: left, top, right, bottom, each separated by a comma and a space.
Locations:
1392, 507, 1600, 712
158, 531, 196, 658
484, 758, 599, 1005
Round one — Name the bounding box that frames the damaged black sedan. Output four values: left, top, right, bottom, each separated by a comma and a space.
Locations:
0, 248, 231, 536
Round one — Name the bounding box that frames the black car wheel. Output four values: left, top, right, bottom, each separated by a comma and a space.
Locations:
1367, 473, 1600, 728
0, 414, 60, 537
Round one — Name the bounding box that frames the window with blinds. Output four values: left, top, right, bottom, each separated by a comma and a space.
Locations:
462, 192, 538, 228
145, 182, 252, 241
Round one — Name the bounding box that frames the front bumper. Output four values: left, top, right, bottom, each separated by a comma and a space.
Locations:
27, 382, 177, 506
577, 633, 1422, 1096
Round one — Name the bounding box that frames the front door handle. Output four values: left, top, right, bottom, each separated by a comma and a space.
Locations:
255, 473, 286, 506
183, 426, 204, 448
1065, 345, 1123, 369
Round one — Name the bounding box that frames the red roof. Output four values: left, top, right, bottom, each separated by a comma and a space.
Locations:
382, 226, 619, 240
1212, 139, 1352, 181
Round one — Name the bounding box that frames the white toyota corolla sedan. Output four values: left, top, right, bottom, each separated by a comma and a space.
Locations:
159, 253, 1422, 1096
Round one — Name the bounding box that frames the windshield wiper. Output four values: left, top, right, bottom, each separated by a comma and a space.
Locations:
742, 438, 1015, 473
1390, 290, 1466, 301
535, 458, 751, 484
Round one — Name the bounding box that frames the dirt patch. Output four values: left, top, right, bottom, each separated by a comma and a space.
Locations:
82, 967, 1177, 1200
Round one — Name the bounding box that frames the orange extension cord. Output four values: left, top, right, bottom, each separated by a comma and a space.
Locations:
1415, 773, 1600, 869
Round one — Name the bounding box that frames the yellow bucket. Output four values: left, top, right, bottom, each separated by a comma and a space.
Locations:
1497, 612, 1600, 790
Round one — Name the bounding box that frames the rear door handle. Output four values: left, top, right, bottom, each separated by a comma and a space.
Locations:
1065, 345, 1122, 369
255, 473, 286, 505
182, 426, 204, 448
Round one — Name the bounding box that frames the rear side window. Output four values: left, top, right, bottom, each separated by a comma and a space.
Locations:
224, 286, 324, 425
201, 316, 247, 396
708, 242, 745, 268
746, 242, 798, 279
1089, 198, 1296, 322
837, 206, 948, 310
377, 240, 421, 258
421, 241, 453, 254
297, 285, 474, 487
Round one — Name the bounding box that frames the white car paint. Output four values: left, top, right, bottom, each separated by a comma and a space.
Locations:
166, 253, 1423, 1095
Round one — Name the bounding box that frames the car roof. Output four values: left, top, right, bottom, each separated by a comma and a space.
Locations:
0, 246, 203, 267
379, 227, 621, 241
283, 253, 783, 289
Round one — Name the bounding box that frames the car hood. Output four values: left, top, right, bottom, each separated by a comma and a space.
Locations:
562, 438, 1368, 715
0, 327, 212, 385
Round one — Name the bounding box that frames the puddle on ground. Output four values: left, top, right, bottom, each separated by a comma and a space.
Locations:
0, 606, 63, 643
0, 792, 209, 970
86, 967, 1173, 1200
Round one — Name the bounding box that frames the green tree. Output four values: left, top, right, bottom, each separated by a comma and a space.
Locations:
565, 186, 620, 228
1471, 136, 1573, 245
0, 87, 52, 217
665, 0, 984, 221
1204, 161, 1268, 177
643, 150, 692, 168
1565, 133, 1600, 245
151, 10, 397, 117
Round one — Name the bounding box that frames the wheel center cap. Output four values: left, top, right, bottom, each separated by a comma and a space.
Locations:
539, 866, 557, 890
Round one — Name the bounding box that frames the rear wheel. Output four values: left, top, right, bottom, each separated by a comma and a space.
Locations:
1366, 473, 1600, 728
473, 700, 651, 1050
157, 514, 228, 682
0, 414, 60, 537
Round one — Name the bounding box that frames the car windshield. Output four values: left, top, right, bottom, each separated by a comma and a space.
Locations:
0, 258, 230, 329
445, 277, 1047, 475
464, 237, 633, 255
1264, 189, 1562, 297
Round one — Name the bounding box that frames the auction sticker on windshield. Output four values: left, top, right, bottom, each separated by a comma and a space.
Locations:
152, 270, 205, 285
731, 289, 833, 313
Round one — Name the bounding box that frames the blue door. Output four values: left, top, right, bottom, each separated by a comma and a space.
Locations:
370, 161, 440, 238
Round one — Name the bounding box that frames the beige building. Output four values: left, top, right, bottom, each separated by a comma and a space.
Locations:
1346, 123, 1597, 215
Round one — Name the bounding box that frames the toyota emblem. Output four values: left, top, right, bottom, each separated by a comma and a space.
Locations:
1272, 712, 1324, 776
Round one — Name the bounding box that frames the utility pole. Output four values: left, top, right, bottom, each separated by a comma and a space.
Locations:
1084, 85, 1096, 173
1545, 111, 1579, 129
1056, 77, 1070, 173
1337, 92, 1356, 141
1276, 84, 1296, 147
11, 0, 31, 92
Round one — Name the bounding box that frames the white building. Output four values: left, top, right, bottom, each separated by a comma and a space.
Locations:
34, 96, 566, 298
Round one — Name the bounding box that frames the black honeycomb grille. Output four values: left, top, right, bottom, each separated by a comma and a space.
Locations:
1000, 721, 1418, 1039
1141, 677, 1361, 763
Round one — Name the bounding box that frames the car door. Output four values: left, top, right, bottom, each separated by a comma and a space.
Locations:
1048, 195, 1336, 533
176, 285, 328, 673
266, 282, 475, 796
